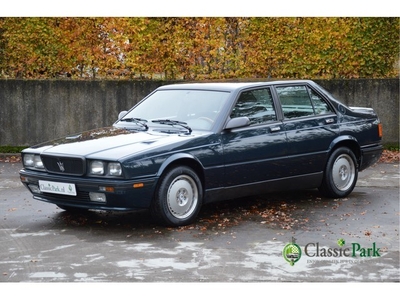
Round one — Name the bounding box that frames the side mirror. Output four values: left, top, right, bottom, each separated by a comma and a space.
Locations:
118, 111, 128, 120
225, 117, 250, 130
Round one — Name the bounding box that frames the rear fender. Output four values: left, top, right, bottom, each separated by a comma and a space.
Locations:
328, 135, 361, 167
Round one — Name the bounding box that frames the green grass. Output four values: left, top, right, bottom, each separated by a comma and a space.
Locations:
0, 146, 27, 153
384, 144, 399, 151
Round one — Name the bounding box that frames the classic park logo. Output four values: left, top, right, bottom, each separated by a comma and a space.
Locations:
282, 237, 302, 266
282, 237, 382, 266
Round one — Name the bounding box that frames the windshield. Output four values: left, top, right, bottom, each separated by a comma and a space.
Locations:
119, 89, 230, 131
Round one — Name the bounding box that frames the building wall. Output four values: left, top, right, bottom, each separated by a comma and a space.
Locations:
0, 79, 398, 146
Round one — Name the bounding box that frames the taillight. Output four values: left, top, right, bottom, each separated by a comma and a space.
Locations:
378, 123, 383, 138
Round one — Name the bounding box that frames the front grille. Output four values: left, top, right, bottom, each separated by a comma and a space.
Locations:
41, 155, 85, 176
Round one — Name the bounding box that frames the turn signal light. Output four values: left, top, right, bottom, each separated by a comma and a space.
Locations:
99, 186, 115, 192
378, 123, 383, 138
133, 183, 144, 188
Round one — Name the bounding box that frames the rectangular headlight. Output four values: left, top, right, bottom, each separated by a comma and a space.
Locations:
23, 154, 35, 167
33, 155, 44, 169
90, 161, 105, 175
108, 163, 122, 176
23, 154, 44, 169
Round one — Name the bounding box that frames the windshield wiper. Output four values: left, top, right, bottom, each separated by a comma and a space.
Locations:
151, 119, 192, 134
120, 118, 148, 130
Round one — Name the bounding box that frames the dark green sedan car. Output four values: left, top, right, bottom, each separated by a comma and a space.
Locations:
20, 80, 383, 226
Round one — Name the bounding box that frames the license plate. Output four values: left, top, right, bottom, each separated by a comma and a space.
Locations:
39, 180, 77, 196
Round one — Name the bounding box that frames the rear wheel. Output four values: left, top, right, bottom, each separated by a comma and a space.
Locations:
319, 147, 358, 198
151, 166, 203, 227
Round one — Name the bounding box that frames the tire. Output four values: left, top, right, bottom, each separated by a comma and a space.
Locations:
319, 147, 358, 198
151, 166, 203, 227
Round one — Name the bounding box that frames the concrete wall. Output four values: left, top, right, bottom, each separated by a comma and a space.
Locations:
0, 80, 165, 146
315, 79, 399, 147
0, 79, 398, 146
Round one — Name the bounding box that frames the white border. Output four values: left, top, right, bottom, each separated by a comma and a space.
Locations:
1, 0, 399, 17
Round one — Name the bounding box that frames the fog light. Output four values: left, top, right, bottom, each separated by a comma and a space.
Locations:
28, 184, 41, 194
89, 192, 106, 203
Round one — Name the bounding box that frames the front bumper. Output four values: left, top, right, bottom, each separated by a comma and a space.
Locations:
19, 169, 157, 211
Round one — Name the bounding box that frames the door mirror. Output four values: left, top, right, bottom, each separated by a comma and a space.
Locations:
118, 111, 128, 120
225, 117, 250, 130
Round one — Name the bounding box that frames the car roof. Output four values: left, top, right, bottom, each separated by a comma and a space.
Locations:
156, 80, 316, 92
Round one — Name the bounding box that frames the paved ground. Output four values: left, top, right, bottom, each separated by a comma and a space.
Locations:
0, 161, 399, 285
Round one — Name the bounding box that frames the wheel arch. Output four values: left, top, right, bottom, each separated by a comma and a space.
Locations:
156, 153, 205, 189
328, 136, 361, 168
151, 153, 205, 226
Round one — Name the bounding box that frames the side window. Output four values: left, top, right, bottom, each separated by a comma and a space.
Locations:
230, 88, 277, 125
276, 86, 314, 119
307, 87, 333, 115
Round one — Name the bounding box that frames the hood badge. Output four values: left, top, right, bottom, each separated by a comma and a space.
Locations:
57, 161, 65, 172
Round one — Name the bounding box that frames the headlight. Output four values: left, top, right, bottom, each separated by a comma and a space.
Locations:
23, 154, 35, 167
108, 163, 122, 176
90, 161, 105, 175
23, 154, 44, 169
33, 155, 44, 168
89, 161, 122, 177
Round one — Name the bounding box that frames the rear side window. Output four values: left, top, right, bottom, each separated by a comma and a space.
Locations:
230, 88, 277, 125
307, 87, 333, 115
276, 85, 333, 119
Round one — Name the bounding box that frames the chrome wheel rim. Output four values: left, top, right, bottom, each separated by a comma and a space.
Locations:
332, 154, 355, 191
167, 175, 198, 219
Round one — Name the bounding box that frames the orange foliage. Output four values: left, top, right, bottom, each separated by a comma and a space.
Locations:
0, 17, 398, 80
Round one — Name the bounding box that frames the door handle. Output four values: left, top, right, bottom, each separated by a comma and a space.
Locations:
325, 118, 335, 124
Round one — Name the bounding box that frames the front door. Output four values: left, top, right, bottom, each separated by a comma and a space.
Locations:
222, 87, 287, 188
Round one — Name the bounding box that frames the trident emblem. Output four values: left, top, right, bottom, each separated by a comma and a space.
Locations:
57, 161, 65, 172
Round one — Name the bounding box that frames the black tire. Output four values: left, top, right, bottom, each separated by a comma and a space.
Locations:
151, 166, 203, 227
319, 147, 358, 198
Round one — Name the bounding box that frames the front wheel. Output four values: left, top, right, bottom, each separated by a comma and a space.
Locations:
151, 166, 203, 227
319, 147, 358, 198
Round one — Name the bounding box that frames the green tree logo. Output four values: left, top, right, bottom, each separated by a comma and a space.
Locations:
283, 237, 302, 266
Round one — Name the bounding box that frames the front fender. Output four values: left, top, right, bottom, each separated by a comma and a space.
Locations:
156, 153, 203, 177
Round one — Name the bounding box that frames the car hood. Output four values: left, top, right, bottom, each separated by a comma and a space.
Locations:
26, 127, 205, 160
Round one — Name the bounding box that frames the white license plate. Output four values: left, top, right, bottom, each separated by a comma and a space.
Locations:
39, 180, 77, 196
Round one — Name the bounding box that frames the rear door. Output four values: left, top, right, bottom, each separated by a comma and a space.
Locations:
274, 84, 339, 176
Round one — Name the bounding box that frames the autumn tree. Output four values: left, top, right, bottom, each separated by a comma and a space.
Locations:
0, 17, 398, 80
